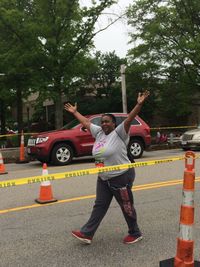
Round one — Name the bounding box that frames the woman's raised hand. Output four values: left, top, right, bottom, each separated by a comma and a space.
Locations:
64, 102, 77, 114
137, 90, 150, 105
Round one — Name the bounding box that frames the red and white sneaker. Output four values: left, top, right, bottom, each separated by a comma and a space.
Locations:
72, 230, 92, 244
123, 235, 143, 244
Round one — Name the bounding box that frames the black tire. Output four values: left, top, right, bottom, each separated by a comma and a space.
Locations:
51, 143, 73, 165
128, 139, 144, 160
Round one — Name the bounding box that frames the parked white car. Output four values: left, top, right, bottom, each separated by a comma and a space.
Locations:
181, 128, 200, 150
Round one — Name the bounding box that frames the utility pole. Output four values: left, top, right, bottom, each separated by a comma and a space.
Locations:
120, 64, 127, 113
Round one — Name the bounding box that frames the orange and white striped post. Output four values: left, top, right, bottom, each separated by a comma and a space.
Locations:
174, 151, 198, 266
160, 151, 200, 267
16, 130, 29, 163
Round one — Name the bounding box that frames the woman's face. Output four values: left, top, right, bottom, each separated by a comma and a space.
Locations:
101, 115, 115, 135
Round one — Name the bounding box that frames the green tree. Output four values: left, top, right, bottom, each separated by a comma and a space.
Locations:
125, 62, 159, 123
127, 0, 200, 123
67, 51, 125, 115
0, 0, 41, 133
0, 0, 116, 129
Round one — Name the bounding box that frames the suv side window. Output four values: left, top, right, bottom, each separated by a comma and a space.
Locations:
115, 116, 123, 126
90, 117, 101, 126
131, 118, 140, 125
117, 116, 140, 126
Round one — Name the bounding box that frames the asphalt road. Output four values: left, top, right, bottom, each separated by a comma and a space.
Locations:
0, 148, 200, 267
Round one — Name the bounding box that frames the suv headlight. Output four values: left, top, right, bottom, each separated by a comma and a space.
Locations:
36, 137, 49, 144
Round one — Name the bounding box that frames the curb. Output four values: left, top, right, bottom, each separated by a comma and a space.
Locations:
148, 143, 181, 151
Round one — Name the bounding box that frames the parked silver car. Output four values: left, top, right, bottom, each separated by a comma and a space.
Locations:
181, 128, 200, 150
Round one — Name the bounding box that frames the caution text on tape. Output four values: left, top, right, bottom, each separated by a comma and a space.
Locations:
0, 156, 185, 189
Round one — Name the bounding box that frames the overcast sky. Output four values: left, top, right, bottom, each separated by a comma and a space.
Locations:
80, 0, 133, 58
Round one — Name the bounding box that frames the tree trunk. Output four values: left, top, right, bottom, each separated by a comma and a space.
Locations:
0, 99, 6, 135
54, 79, 63, 129
54, 95, 63, 129
16, 87, 23, 144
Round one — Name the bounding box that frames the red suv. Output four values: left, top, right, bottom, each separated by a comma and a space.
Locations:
27, 113, 151, 165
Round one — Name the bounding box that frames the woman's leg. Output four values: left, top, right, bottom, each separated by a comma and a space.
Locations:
81, 177, 113, 237
109, 169, 141, 237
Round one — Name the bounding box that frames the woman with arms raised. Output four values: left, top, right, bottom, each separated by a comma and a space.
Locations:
64, 90, 150, 245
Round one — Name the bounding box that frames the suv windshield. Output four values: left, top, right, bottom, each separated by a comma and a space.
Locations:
62, 119, 80, 130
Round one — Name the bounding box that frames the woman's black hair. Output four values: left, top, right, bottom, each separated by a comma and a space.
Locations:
102, 113, 116, 125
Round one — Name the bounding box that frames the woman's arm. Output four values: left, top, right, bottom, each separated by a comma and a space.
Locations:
64, 103, 91, 131
124, 90, 150, 133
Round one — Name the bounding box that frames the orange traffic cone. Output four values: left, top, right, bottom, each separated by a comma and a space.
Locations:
16, 130, 29, 164
160, 151, 200, 266
35, 163, 57, 204
0, 152, 8, 175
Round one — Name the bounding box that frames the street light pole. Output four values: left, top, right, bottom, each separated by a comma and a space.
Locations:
120, 64, 127, 113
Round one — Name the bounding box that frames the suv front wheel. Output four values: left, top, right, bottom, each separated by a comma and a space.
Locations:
51, 143, 74, 165
128, 139, 144, 160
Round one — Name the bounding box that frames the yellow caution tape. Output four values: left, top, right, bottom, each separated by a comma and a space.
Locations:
0, 134, 16, 138
0, 156, 185, 188
0, 132, 38, 138
0, 125, 197, 138
150, 125, 197, 130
